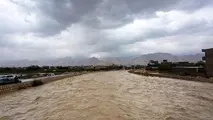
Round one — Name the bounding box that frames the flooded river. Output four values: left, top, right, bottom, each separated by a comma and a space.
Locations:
1, 71, 213, 120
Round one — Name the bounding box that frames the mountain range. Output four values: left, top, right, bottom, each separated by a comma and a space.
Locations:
0, 53, 204, 67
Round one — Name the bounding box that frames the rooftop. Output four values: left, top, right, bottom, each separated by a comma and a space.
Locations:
202, 48, 213, 52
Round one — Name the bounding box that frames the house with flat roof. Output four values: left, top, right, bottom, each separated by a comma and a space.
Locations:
202, 48, 213, 77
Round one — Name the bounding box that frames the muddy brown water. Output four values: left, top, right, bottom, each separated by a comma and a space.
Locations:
1, 71, 213, 120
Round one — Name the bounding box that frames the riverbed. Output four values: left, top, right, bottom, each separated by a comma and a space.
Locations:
1, 71, 213, 120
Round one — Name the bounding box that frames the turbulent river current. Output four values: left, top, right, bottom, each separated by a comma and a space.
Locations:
1, 71, 213, 120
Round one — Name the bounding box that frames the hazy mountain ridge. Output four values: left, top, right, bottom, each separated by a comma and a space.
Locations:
0, 53, 204, 67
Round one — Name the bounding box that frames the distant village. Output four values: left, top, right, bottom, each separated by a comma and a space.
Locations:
0, 48, 212, 85
147, 48, 213, 78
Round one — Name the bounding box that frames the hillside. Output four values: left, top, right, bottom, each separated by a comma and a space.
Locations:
0, 53, 204, 67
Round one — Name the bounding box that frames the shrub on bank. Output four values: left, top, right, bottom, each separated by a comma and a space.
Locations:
32, 80, 44, 87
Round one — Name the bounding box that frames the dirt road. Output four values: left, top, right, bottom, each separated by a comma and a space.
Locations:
1, 71, 213, 120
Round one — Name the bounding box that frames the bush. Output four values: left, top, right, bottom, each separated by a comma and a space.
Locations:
179, 72, 190, 76
158, 64, 172, 71
32, 80, 43, 87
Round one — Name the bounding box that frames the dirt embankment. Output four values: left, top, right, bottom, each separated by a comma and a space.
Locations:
129, 70, 213, 84
1, 71, 213, 120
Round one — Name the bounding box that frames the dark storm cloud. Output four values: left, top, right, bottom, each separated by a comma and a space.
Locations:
6, 0, 101, 36
175, 0, 213, 11
78, 0, 180, 29
5, 0, 213, 35
1, 0, 213, 60
37, 0, 213, 34
8, 0, 212, 35
125, 0, 179, 13
10, 0, 180, 35
35, 0, 101, 35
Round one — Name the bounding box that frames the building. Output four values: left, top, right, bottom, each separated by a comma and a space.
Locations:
202, 48, 213, 77
146, 60, 159, 70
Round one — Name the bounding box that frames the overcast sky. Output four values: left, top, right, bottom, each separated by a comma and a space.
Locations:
1, 0, 213, 60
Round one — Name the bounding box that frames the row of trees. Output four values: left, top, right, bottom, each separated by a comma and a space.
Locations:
0, 65, 145, 74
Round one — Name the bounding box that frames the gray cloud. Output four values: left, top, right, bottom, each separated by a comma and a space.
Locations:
6, 0, 181, 35
0, 0, 213, 60
6, 0, 212, 35
175, 0, 213, 11
35, 0, 101, 35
